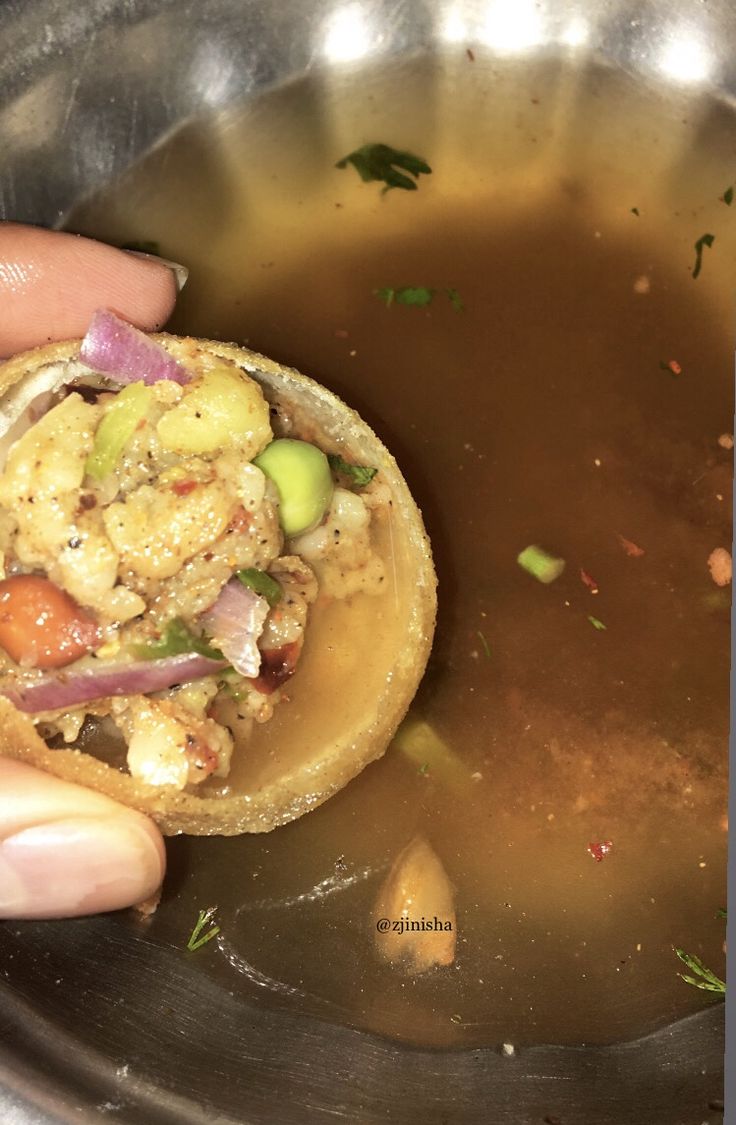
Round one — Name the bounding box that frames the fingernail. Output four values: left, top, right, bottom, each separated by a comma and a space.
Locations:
0, 816, 165, 919
122, 249, 189, 293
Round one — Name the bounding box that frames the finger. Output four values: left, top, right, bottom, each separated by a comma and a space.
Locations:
0, 759, 166, 919
0, 223, 183, 357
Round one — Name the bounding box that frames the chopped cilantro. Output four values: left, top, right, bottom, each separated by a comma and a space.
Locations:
630, 207, 640, 216
237, 568, 282, 607
375, 286, 435, 307
132, 617, 223, 661
418, 762, 430, 776
716, 907, 727, 920
120, 240, 161, 255
375, 286, 463, 311
722, 186, 733, 206
336, 143, 431, 192
187, 907, 220, 952
675, 948, 726, 994
327, 453, 378, 487
692, 233, 715, 279
587, 615, 607, 631
446, 287, 464, 312
476, 630, 491, 659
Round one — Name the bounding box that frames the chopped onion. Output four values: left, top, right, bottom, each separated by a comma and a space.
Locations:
201, 580, 269, 678
0, 652, 226, 714
79, 309, 191, 386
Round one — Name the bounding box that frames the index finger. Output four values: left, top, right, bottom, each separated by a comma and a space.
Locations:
0, 223, 181, 357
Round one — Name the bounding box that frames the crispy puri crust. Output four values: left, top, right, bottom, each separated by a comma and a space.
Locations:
0, 335, 437, 835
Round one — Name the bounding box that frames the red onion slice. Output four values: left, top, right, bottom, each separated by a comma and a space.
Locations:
0, 652, 226, 714
201, 580, 269, 678
79, 309, 191, 386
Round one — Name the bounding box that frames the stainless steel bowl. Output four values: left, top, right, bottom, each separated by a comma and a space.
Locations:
0, 2, 732, 1122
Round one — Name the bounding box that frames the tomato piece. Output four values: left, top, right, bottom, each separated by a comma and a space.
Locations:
171, 479, 198, 497
226, 506, 252, 534
0, 575, 100, 669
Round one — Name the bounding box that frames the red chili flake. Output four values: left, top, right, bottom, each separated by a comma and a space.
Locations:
226, 506, 252, 534
588, 840, 613, 862
183, 733, 219, 777
617, 534, 645, 557
658, 358, 682, 376
580, 568, 599, 593
171, 479, 198, 497
334, 329, 349, 339
466, 47, 475, 61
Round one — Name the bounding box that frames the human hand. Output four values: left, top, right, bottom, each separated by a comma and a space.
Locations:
0, 222, 180, 918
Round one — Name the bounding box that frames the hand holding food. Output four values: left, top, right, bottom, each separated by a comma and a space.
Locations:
0, 224, 436, 919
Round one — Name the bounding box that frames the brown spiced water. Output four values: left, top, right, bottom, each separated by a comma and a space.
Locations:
67, 51, 732, 1047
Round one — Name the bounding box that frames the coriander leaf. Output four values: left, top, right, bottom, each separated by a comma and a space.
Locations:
187, 907, 220, 952
692, 232, 715, 279
375, 286, 434, 307
722, 186, 733, 206
418, 762, 430, 776
716, 907, 727, 920
476, 630, 491, 659
132, 617, 223, 661
336, 143, 431, 192
587, 615, 607, 631
120, 240, 161, 255
237, 568, 282, 607
446, 288, 464, 312
327, 453, 378, 487
674, 948, 726, 994
395, 286, 434, 306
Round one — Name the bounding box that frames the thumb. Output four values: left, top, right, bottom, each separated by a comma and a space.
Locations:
0, 759, 166, 919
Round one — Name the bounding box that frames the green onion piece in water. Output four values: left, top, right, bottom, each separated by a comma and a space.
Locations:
517, 545, 566, 584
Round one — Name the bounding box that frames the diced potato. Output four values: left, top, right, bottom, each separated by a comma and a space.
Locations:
0, 394, 100, 564
103, 479, 237, 579
214, 453, 267, 512
156, 364, 272, 458
292, 487, 385, 597
50, 512, 120, 616
0, 394, 99, 500
122, 697, 234, 789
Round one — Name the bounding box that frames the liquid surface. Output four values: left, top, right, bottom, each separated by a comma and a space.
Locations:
67, 53, 732, 1047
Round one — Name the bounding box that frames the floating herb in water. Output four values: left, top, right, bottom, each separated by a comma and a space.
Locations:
187, 907, 220, 952
692, 233, 715, 279
674, 948, 726, 994
336, 143, 431, 192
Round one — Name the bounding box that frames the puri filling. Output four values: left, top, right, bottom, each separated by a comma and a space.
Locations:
0, 338, 386, 791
